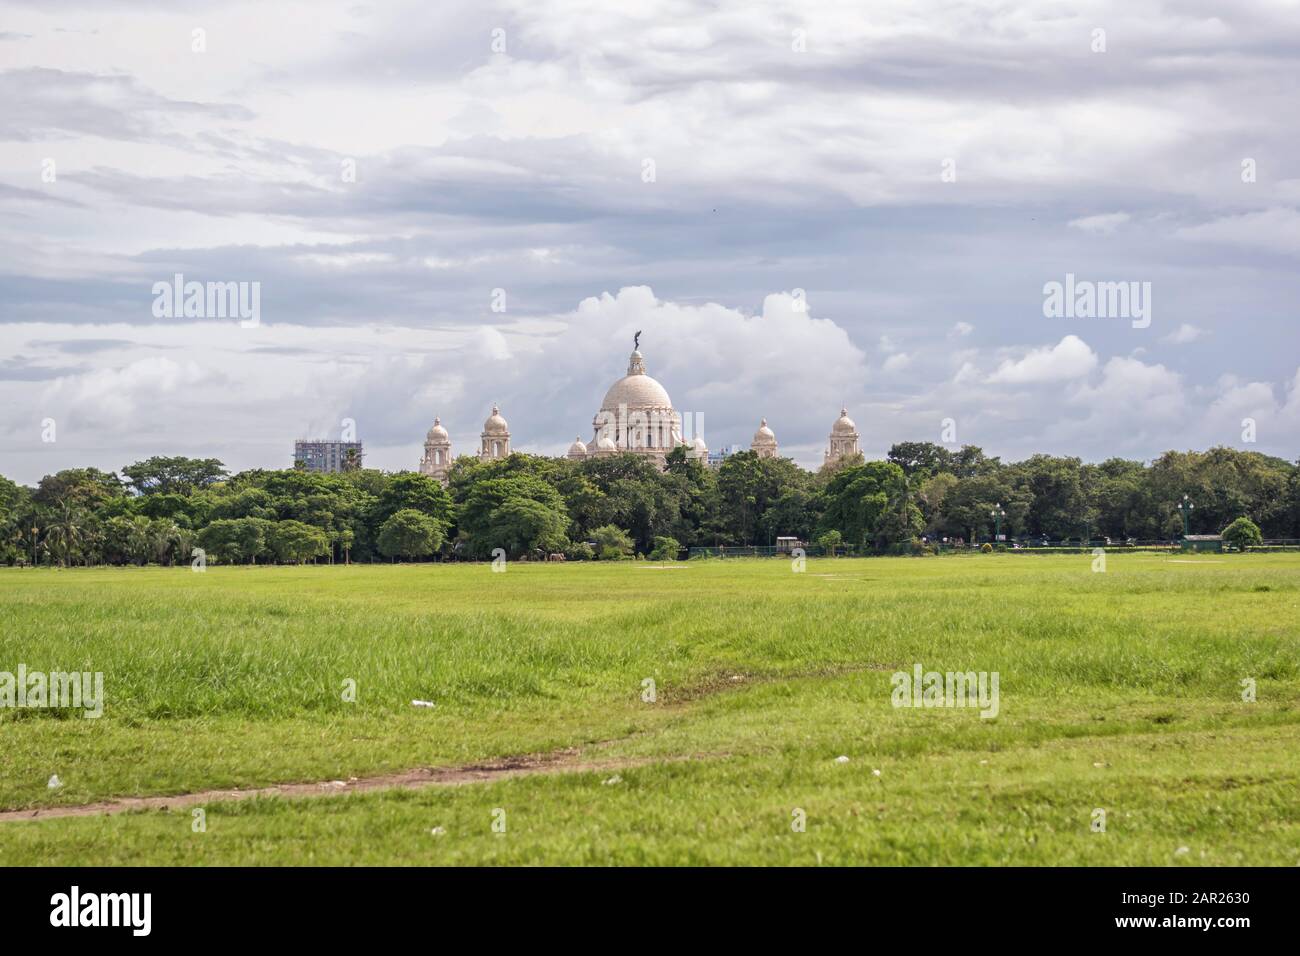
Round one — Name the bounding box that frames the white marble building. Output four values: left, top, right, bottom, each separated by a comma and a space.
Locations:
419, 341, 862, 483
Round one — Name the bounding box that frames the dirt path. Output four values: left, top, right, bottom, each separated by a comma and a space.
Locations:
0, 751, 698, 824
0, 665, 863, 824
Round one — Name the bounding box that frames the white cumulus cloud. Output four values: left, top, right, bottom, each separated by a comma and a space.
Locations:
988, 335, 1098, 385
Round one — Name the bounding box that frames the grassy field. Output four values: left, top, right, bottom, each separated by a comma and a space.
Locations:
0, 553, 1297, 865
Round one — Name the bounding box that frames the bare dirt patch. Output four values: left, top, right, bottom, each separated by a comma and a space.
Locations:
0, 752, 699, 824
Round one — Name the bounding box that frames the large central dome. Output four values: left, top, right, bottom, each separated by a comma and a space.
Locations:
599, 350, 673, 411
583, 347, 683, 464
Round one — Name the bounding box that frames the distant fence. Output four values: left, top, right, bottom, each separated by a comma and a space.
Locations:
686, 539, 1300, 559
688, 545, 834, 560
1245, 540, 1300, 552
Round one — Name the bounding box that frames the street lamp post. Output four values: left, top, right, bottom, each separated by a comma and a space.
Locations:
990, 504, 1006, 545
1177, 495, 1194, 538
31, 525, 38, 567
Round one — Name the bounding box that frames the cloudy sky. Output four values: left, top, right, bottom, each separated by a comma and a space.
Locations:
2, 0, 1298, 484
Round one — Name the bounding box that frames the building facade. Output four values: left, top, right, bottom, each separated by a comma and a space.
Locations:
479, 404, 511, 459
824, 408, 861, 465
294, 439, 363, 473
416, 340, 860, 476
751, 418, 778, 459
419, 417, 452, 484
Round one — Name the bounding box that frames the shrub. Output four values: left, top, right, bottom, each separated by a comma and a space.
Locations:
590, 524, 634, 560
1221, 517, 1263, 551
816, 530, 843, 557
980, 542, 993, 553
649, 536, 680, 561
566, 542, 595, 561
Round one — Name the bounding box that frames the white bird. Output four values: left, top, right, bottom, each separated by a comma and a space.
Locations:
47, 774, 62, 789
834, 755, 850, 764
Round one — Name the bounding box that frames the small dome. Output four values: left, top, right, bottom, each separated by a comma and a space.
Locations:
595, 432, 617, 452
426, 416, 449, 442
752, 417, 776, 444
482, 403, 509, 435
832, 407, 857, 434
689, 435, 708, 458
567, 436, 588, 457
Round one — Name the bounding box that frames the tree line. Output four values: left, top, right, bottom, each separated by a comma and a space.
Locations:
1, 444, 1296, 566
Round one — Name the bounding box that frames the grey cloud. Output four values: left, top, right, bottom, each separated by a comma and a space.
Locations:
0, 182, 87, 208
0, 356, 81, 381
27, 338, 140, 354
0, 68, 253, 142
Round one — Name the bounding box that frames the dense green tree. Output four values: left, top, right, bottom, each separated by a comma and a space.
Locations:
758, 487, 817, 545
377, 509, 445, 560
929, 473, 1028, 542
122, 456, 228, 495
33, 468, 124, 511
488, 497, 569, 557
1010, 455, 1096, 538
267, 520, 331, 564
874, 486, 925, 550
917, 472, 958, 533
372, 472, 454, 526
951, 445, 1002, 478
576, 453, 684, 551
718, 451, 811, 545
198, 518, 272, 564
663, 446, 723, 546
0, 476, 31, 564
1221, 516, 1262, 550
717, 451, 765, 544
1143, 448, 1291, 538
208, 487, 277, 522
815, 461, 907, 551
1288, 464, 1300, 538
1083, 459, 1149, 539
457, 475, 568, 559
887, 442, 955, 478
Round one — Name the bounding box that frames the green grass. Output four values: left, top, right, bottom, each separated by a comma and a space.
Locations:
1, 553, 1297, 865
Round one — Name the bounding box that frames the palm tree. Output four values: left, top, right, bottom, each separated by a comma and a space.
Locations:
80, 522, 105, 567
147, 519, 182, 565
44, 502, 84, 568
